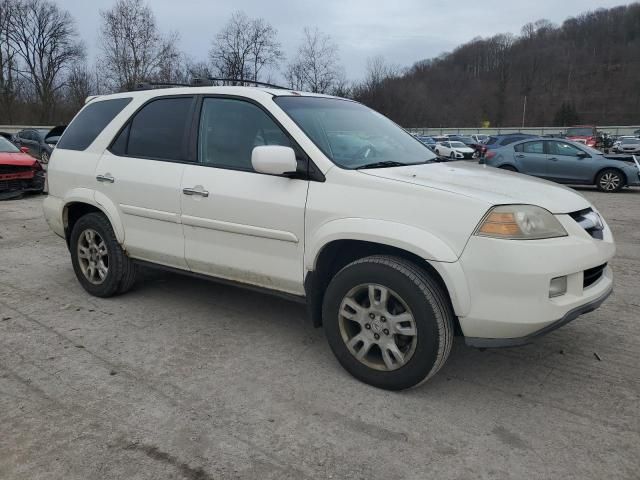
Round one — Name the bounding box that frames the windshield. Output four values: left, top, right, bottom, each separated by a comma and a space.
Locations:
450, 141, 466, 148
273, 96, 436, 169
566, 127, 594, 136
0, 136, 19, 153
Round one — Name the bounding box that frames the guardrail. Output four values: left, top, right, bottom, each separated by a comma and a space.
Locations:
406, 126, 640, 136
0, 125, 54, 135
2, 124, 639, 137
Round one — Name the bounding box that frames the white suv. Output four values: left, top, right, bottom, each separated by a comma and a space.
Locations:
43, 86, 615, 390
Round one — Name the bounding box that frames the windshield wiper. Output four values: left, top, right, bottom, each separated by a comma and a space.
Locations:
355, 161, 408, 170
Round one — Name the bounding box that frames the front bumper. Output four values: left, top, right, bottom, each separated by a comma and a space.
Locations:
447, 213, 615, 345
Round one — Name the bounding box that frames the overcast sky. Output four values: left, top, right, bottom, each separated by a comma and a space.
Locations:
56, 0, 630, 81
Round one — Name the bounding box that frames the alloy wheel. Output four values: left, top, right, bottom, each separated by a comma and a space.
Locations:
338, 284, 418, 371
77, 228, 109, 284
599, 172, 621, 191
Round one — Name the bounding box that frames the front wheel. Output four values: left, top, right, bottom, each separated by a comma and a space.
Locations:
596, 169, 625, 192
449, 152, 456, 159
70, 212, 137, 297
322, 256, 454, 390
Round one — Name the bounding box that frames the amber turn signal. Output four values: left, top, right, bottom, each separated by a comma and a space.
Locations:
477, 212, 522, 237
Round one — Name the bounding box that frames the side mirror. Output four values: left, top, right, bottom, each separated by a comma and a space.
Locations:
20, 146, 29, 154
251, 145, 297, 176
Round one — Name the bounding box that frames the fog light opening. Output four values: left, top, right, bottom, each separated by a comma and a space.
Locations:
549, 276, 568, 298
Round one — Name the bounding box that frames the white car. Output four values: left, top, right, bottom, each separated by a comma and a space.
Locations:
435, 140, 476, 159
43, 86, 615, 390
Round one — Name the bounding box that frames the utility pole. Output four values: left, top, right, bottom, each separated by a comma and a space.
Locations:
521, 95, 527, 128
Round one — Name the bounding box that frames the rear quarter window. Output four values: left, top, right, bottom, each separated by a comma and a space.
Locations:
57, 97, 132, 151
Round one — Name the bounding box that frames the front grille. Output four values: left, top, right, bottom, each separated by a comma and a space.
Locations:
0, 165, 30, 174
569, 208, 604, 240
584, 263, 606, 288
462, 152, 474, 159
0, 179, 23, 191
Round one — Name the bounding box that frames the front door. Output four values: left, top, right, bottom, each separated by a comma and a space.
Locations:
95, 96, 196, 268
545, 140, 592, 183
181, 97, 309, 295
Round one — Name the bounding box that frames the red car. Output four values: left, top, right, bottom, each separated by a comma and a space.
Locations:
0, 136, 45, 200
565, 126, 601, 148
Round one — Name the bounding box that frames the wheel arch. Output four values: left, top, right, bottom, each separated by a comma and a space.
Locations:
304, 238, 466, 335
593, 166, 627, 186
63, 192, 124, 246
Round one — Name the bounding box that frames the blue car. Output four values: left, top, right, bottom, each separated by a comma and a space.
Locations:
415, 135, 437, 151
481, 137, 640, 192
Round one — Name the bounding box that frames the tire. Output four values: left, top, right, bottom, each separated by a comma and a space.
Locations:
450, 152, 455, 159
499, 165, 517, 172
435, 149, 440, 155
596, 168, 625, 192
322, 255, 454, 390
69, 212, 137, 297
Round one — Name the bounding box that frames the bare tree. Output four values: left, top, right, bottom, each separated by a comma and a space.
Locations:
99, 0, 179, 91
209, 11, 282, 83
285, 27, 342, 93
8, 0, 83, 122
65, 60, 95, 111
0, 0, 20, 122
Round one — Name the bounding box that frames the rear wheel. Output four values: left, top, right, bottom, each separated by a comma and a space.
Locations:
322, 256, 454, 390
596, 169, 625, 192
70, 212, 137, 297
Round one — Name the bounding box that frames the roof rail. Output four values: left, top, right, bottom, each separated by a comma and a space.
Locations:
129, 78, 290, 92
199, 77, 289, 90
132, 81, 190, 91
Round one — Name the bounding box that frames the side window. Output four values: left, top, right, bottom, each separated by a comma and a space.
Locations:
198, 98, 292, 171
21, 131, 32, 141
522, 141, 544, 154
549, 141, 583, 157
57, 98, 132, 151
125, 97, 193, 161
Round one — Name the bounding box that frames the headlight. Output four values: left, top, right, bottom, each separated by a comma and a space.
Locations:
475, 205, 567, 240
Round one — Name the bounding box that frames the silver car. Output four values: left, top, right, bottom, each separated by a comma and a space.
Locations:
613, 137, 640, 154
481, 138, 640, 192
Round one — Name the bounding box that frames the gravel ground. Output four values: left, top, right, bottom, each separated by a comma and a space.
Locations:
1, 189, 639, 480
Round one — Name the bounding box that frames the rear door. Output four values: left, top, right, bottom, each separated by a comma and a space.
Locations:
94, 95, 196, 269
513, 140, 547, 177
545, 140, 592, 183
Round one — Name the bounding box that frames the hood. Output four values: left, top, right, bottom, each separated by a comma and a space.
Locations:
0, 152, 40, 167
361, 161, 591, 214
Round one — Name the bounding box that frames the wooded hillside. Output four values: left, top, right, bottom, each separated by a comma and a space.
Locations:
353, 3, 640, 128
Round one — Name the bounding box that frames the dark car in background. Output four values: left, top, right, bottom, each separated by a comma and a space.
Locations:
481, 137, 640, 192
415, 135, 437, 151
13, 126, 65, 165
482, 133, 539, 157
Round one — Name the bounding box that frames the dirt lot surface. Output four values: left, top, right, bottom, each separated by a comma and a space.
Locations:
1, 189, 639, 480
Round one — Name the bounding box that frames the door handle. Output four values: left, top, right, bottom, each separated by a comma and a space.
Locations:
549, 157, 558, 161
96, 174, 115, 183
516, 154, 525, 158
182, 187, 209, 197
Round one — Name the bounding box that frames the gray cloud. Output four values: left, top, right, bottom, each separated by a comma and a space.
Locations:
59, 0, 629, 81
